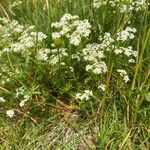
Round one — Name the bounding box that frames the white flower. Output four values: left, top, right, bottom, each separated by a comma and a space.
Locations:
71, 53, 81, 61
60, 13, 79, 22
98, 84, 106, 91
19, 95, 30, 107
69, 66, 74, 72
124, 46, 134, 57
99, 33, 114, 48
86, 65, 93, 71
93, 0, 107, 8
36, 48, 50, 61
15, 86, 25, 98
82, 43, 107, 74
51, 14, 91, 46
114, 48, 123, 54
6, 110, 15, 118
49, 55, 59, 64
2, 48, 10, 52
114, 46, 138, 63
124, 75, 130, 83
52, 32, 61, 39
117, 69, 127, 76
119, 4, 127, 13
132, 51, 138, 57
84, 90, 93, 96
73, 20, 91, 37
19, 99, 27, 107
117, 27, 136, 41
75, 93, 82, 100
60, 62, 66, 65
0, 97, 5, 102
36, 32, 47, 42
0, 18, 46, 55
129, 58, 135, 63
11, 1, 22, 7
75, 90, 93, 101
93, 0, 148, 12
93, 62, 107, 74
117, 69, 130, 83
48, 48, 68, 65
70, 34, 81, 46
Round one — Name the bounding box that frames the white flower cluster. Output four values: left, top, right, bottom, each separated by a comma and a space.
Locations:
117, 69, 130, 83
51, 13, 91, 46
0, 18, 24, 36
93, 0, 107, 8
36, 48, 50, 61
115, 27, 138, 63
114, 46, 138, 63
99, 32, 115, 50
117, 27, 137, 41
10, 30, 47, 53
93, 0, 148, 12
0, 18, 47, 55
15, 86, 30, 107
49, 48, 68, 65
82, 44, 107, 74
0, 18, 69, 66
81, 26, 138, 80
119, 0, 148, 13
75, 90, 93, 101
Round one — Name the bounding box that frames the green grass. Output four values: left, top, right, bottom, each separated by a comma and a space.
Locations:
0, 0, 150, 149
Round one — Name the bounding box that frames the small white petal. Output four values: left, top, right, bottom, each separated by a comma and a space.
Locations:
6, 110, 15, 118
0, 97, 5, 103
